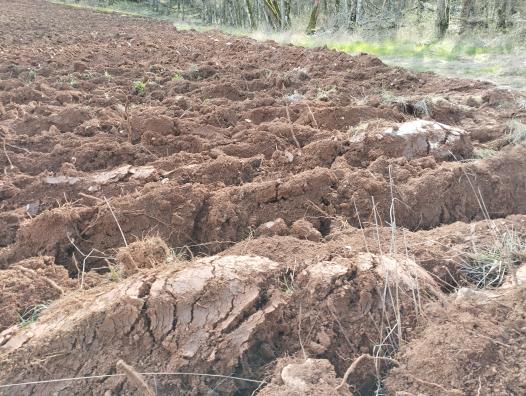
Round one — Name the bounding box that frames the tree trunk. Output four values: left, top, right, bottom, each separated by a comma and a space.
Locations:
356, 0, 364, 24
306, 0, 321, 34
349, 0, 357, 25
280, 0, 286, 27
460, 0, 475, 34
416, 0, 424, 17
497, 0, 513, 30
264, 0, 283, 30
435, 0, 449, 39
244, 0, 256, 29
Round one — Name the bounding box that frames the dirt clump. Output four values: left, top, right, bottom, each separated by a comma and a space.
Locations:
256, 218, 289, 237
258, 358, 351, 395
0, 251, 439, 395
290, 219, 323, 241
0, 256, 73, 332
116, 237, 171, 276
385, 286, 526, 395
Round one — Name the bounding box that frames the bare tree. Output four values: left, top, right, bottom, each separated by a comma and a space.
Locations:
435, 0, 450, 38
496, 0, 513, 30
460, 0, 475, 34
244, 0, 256, 28
306, 0, 321, 34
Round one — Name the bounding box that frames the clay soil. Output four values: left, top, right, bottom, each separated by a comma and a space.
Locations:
1, 0, 526, 395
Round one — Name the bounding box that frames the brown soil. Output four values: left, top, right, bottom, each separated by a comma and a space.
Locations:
385, 286, 526, 395
1, 0, 526, 395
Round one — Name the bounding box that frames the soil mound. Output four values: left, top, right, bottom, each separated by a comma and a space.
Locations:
0, 256, 73, 332
0, 253, 438, 395
386, 286, 526, 395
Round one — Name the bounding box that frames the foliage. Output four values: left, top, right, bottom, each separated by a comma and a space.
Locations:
171, 72, 183, 81
132, 80, 146, 95
27, 68, 37, 83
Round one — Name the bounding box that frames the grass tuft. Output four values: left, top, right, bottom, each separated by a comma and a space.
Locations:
474, 147, 498, 159
132, 80, 146, 95
171, 72, 183, 81
461, 230, 525, 288
19, 303, 49, 328
507, 119, 526, 145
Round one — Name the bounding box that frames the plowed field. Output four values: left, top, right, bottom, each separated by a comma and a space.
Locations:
1, 1, 525, 395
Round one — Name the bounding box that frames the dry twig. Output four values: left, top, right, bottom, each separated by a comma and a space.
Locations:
285, 105, 302, 150
116, 360, 155, 396
335, 354, 398, 391
103, 196, 128, 247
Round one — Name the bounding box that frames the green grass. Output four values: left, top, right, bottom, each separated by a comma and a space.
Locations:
132, 80, 146, 95
326, 38, 515, 61
27, 68, 38, 83
171, 72, 183, 81
108, 264, 121, 282
19, 303, 49, 328
68, 74, 78, 88
474, 147, 498, 159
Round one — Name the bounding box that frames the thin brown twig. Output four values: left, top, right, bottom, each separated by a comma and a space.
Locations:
305, 103, 319, 130
335, 354, 398, 391
116, 360, 155, 396
78, 192, 103, 202
353, 199, 370, 253
80, 249, 94, 289
285, 105, 302, 150
399, 372, 464, 395
3, 137, 14, 170
124, 97, 133, 145
14, 266, 64, 294
0, 371, 265, 389
328, 305, 354, 349
5, 143, 30, 153
298, 303, 307, 361
103, 196, 128, 247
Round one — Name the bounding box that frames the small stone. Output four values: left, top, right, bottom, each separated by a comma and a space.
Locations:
256, 218, 288, 237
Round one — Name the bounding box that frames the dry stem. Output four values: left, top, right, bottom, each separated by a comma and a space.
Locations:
285, 104, 302, 150
3, 137, 14, 170
124, 97, 133, 144
116, 360, 155, 396
335, 354, 398, 391
103, 196, 128, 247
305, 103, 319, 130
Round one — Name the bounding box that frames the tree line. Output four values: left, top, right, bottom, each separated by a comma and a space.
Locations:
85, 0, 523, 37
